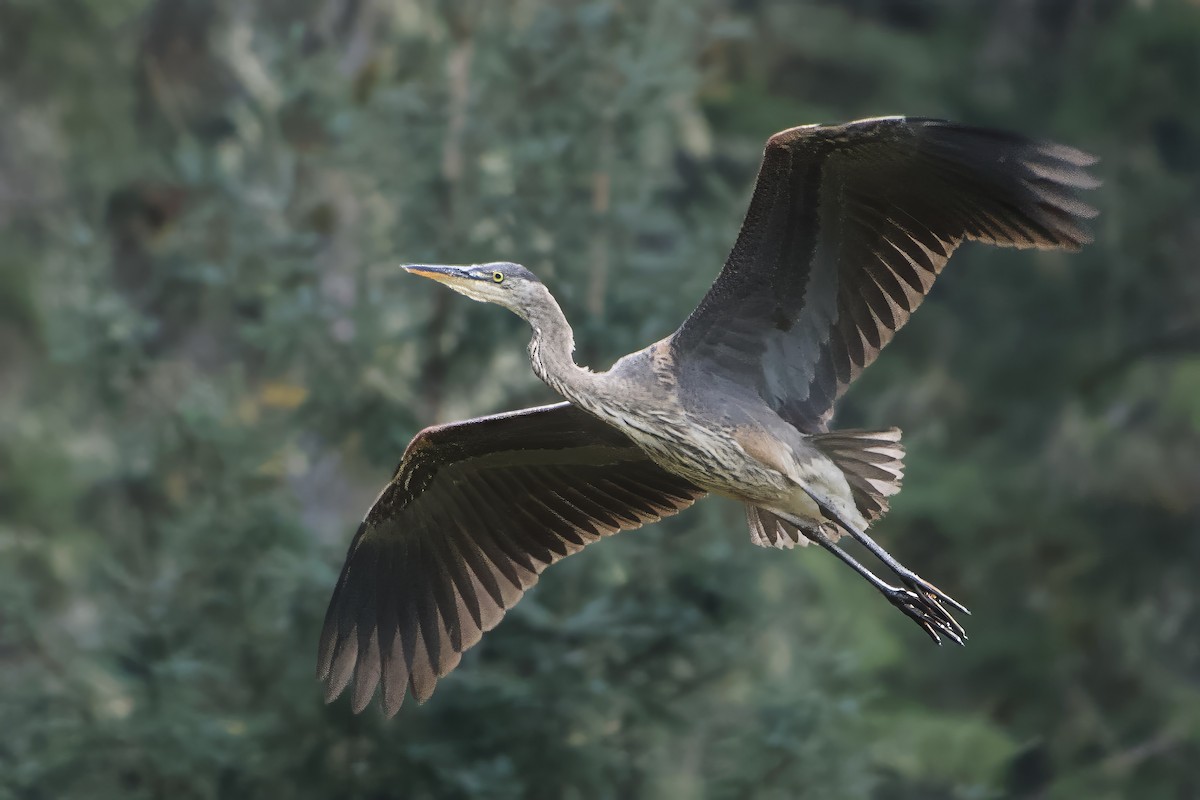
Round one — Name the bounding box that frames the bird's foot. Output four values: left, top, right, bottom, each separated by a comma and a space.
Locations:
896, 569, 970, 615
893, 569, 969, 639
885, 585, 966, 646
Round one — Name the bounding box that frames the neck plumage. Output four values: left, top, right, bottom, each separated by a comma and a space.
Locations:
519, 288, 602, 407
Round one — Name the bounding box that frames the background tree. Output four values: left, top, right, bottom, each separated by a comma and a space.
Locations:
1, 1, 1197, 798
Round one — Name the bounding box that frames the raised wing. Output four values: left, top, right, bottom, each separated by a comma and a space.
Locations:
317, 402, 704, 716
670, 116, 1099, 431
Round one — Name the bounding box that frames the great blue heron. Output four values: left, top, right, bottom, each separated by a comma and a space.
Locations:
318, 116, 1098, 716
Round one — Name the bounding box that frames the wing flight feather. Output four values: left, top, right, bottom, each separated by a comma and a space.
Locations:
318, 402, 704, 716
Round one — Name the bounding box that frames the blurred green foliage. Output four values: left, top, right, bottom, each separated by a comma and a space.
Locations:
1, 1, 1198, 798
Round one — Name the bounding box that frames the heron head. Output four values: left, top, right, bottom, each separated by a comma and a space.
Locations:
403, 262, 545, 317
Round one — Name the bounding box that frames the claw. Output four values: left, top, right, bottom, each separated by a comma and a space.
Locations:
894, 570, 971, 645
924, 602, 966, 646
900, 571, 971, 617
938, 622, 965, 646
921, 593, 967, 639
889, 586, 968, 647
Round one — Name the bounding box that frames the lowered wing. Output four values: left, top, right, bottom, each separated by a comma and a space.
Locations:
318, 401, 705, 716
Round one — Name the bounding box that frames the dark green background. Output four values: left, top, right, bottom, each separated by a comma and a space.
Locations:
2, 1, 1198, 797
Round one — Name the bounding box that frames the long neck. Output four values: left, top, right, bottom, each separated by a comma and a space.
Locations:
520, 288, 603, 407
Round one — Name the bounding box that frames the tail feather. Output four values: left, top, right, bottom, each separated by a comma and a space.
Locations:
746, 505, 809, 548
810, 428, 905, 524
744, 427, 904, 550
745, 507, 846, 549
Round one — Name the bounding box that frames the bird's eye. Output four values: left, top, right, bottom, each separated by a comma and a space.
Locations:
492, 271, 504, 283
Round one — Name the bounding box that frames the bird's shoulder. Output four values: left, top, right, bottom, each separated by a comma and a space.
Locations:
607, 337, 678, 389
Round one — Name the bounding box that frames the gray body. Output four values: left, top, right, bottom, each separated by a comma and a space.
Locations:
562, 339, 852, 524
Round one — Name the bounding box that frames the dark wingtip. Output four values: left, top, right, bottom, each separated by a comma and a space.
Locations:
323, 639, 357, 704
1034, 140, 1099, 168
382, 692, 404, 719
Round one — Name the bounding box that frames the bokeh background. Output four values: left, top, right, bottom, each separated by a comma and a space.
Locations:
2, 0, 1199, 797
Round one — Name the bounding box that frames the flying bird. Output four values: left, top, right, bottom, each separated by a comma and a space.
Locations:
318, 116, 1098, 716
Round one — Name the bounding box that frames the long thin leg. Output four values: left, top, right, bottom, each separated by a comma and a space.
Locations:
802, 491, 971, 623
799, 523, 964, 646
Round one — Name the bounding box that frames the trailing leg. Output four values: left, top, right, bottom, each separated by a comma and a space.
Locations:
808, 428, 969, 623
800, 489, 969, 637
786, 517, 965, 645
